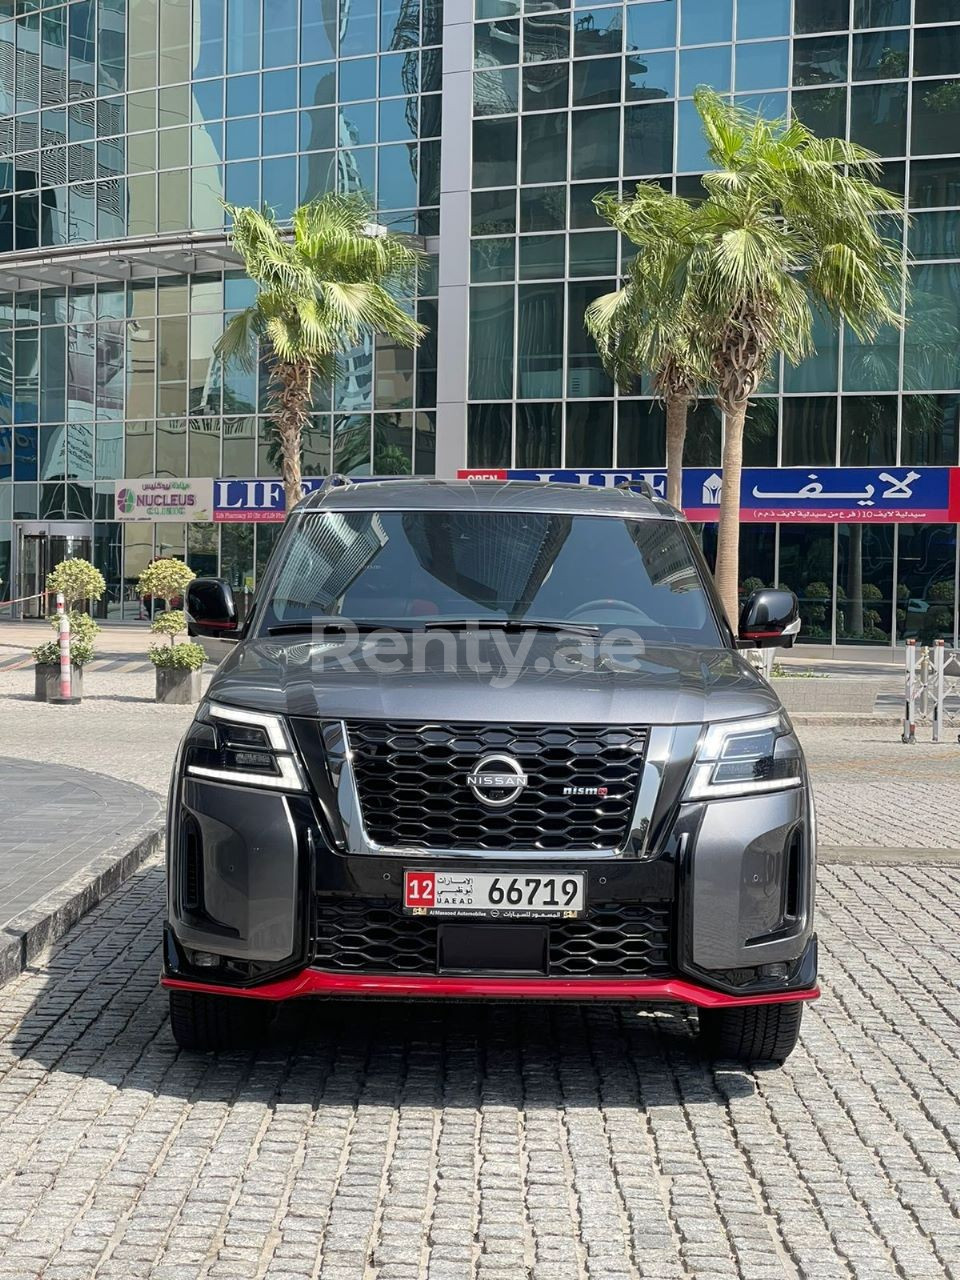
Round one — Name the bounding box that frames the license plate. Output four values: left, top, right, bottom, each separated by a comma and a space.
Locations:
403, 870, 585, 918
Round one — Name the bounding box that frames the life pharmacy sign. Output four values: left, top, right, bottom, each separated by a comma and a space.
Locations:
115, 478, 214, 521
213, 478, 325, 521
458, 467, 960, 523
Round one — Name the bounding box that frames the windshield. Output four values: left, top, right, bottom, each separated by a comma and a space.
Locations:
259, 509, 722, 646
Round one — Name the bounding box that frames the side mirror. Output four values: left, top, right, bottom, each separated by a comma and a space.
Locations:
737, 588, 800, 649
186, 578, 239, 639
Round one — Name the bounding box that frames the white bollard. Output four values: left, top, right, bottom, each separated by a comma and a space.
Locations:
56, 591, 64, 617
903, 639, 916, 744
933, 639, 945, 744
58, 609, 71, 701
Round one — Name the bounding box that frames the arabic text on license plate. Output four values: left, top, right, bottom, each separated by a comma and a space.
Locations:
403, 870, 585, 917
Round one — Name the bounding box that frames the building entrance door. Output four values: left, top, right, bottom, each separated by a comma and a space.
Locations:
14, 523, 94, 618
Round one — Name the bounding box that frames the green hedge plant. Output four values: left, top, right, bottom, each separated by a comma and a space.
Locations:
34, 559, 104, 668
136, 559, 204, 681
149, 641, 206, 671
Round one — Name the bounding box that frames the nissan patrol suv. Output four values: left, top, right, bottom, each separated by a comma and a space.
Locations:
166, 477, 817, 1063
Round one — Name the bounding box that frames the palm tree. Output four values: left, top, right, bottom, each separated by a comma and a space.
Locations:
216, 195, 425, 512
591, 92, 905, 623
585, 187, 708, 509
691, 88, 904, 622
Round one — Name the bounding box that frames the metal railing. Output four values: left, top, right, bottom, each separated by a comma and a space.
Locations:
903, 639, 960, 743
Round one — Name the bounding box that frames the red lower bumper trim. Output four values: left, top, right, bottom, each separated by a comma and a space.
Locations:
163, 969, 820, 1008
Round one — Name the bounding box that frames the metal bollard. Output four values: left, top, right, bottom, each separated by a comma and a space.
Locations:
903, 639, 916, 744
933, 639, 945, 744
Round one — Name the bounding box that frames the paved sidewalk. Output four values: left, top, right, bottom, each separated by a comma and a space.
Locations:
0, 854, 957, 1280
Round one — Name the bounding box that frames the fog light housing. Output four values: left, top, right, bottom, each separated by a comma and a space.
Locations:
187, 949, 221, 968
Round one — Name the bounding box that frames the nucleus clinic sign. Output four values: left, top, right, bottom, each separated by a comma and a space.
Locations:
115, 478, 213, 522
458, 467, 960, 524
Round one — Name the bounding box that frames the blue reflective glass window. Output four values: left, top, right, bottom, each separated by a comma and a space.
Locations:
680, 45, 731, 95
735, 41, 789, 91
379, 97, 418, 143
475, 20, 521, 69
340, 0, 377, 58
226, 0, 260, 73
381, 0, 421, 52
14, 427, 38, 480
380, 51, 417, 97
301, 64, 336, 108
681, 0, 732, 46
569, 230, 618, 277
192, 79, 224, 123
378, 143, 418, 208
339, 146, 376, 196
571, 108, 620, 180
340, 57, 378, 102
626, 1, 676, 52
262, 156, 296, 219
473, 118, 517, 187
225, 115, 259, 160
625, 50, 675, 100
519, 186, 567, 232
472, 237, 515, 284
476, 67, 520, 115
517, 282, 563, 398
341, 101, 377, 146
263, 68, 297, 113
420, 95, 441, 138
572, 56, 621, 107
855, 0, 909, 27
522, 63, 568, 112
677, 97, 709, 170
262, 111, 296, 156
521, 113, 568, 185
623, 101, 674, 173
264, 0, 297, 67
734, 90, 787, 117
524, 13, 570, 63
852, 82, 907, 156
299, 150, 336, 201
792, 86, 847, 136
194, 0, 225, 79
225, 159, 259, 205
853, 30, 909, 80
737, 0, 789, 39
793, 35, 848, 85
302, 0, 338, 62
227, 73, 259, 117
301, 107, 335, 150
572, 9, 622, 60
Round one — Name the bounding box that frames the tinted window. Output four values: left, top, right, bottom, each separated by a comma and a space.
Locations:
263, 510, 722, 644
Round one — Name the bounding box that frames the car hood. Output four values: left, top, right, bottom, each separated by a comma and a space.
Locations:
205, 632, 782, 726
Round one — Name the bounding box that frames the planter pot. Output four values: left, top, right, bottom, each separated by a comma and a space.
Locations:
35, 663, 84, 702
155, 666, 202, 704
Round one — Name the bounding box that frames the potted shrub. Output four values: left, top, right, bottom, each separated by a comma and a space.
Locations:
32, 558, 106, 702
137, 559, 206, 704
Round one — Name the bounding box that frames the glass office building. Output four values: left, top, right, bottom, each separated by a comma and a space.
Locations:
2, 0, 959, 646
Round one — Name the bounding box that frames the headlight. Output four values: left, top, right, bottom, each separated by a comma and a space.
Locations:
185, 703, 305, 791
685, 713, 802, 800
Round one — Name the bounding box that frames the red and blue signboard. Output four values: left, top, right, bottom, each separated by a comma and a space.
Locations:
457, 467, 960, 524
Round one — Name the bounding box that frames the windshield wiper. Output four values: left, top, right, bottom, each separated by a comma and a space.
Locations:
267, 619, 416, 635
422, 618, 600, 637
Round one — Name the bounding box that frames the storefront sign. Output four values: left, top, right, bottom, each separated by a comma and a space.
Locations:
213, 478, 325, 521
115, 478, 214, 521
458, 468, 960, 524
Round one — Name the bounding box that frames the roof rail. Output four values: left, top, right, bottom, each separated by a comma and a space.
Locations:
317, 473, 352, 494
615, 478, 657, 500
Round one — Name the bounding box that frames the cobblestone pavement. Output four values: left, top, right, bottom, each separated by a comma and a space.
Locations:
0, 856, 956, 1280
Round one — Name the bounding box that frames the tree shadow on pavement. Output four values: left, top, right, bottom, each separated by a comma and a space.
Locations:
8, 863, 758, 1111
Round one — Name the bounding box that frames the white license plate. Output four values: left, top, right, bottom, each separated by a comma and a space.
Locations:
403, 870, 585, 918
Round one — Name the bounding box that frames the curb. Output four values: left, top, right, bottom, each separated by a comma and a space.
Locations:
820, 846, 960, 864
0, 824, 163, 988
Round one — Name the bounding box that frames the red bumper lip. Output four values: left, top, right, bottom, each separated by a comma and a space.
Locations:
162, 969, 820, 1008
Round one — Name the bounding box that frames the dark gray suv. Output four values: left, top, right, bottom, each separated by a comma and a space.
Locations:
165, 478, 817, 1063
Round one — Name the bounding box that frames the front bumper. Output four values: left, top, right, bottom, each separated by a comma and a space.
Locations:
163, 763, 819, 1006
162, 967, 819, 1007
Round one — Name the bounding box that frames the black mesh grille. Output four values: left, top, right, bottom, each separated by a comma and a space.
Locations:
345, 720, 648, 851
310, 899, 672, 977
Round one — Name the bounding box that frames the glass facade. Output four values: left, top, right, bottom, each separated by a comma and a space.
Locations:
0, 0, 958, 644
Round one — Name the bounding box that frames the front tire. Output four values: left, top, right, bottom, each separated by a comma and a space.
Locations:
697, 1001, 803, 1065
169, 988, 273, 1051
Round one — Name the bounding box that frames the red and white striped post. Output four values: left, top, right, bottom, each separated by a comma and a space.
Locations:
51, 589, 79, 704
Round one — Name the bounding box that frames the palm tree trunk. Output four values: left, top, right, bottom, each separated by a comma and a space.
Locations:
714, 401, 748, 628
665, 394, 689, 509
271, 360, 313, 512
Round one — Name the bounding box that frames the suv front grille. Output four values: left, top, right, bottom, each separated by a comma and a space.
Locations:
345, 720, 648, 851
310, 899, 672, 978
